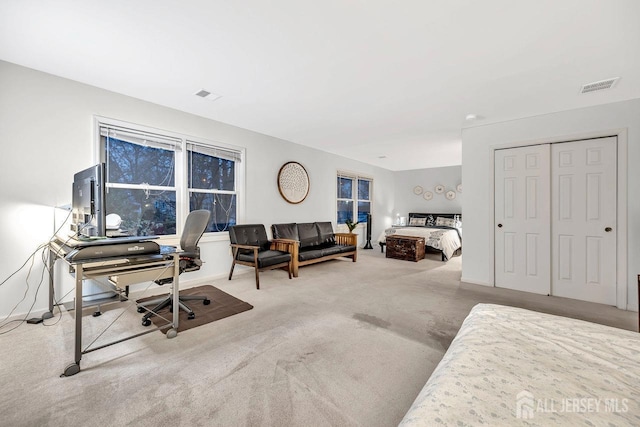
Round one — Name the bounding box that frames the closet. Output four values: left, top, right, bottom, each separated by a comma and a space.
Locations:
494, 137, 617, 305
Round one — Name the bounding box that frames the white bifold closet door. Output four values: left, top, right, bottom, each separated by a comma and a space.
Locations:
551, 137, 617, 305
495, 144, 551, 295
495, 137, 617, 305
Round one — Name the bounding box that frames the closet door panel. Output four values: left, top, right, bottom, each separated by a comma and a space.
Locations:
551, 137, 617, 304
495, 145, 551, 294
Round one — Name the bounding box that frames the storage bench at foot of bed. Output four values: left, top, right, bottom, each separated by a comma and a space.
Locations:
385, 235, 425, 262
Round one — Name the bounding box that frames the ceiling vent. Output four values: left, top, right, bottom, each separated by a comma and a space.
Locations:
581, 77, 619, 94
195, 89, 222, 102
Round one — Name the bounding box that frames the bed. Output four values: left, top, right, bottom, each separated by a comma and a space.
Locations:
377, 213, 462, 261
400, 304, 640, 426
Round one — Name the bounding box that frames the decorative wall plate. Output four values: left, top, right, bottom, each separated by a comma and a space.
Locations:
423, 191, 433, 201
413, 185, 423, 195
434, 184, 445, 194
456, 183, 462, 193
446, 190, 456, 200
277, 161, 310, 204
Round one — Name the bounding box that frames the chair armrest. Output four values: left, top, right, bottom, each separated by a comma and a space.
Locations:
229, 243, 259, 260
230, 243, 260, 250
335, 233, 358, 246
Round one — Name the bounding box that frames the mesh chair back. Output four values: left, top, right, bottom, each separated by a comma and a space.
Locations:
180, 210, 211, 252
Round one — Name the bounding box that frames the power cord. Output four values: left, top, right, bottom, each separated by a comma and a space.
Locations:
0, 243, 49, 334
0, 208, 76, 334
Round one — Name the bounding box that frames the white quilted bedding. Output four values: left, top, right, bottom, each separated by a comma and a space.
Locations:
400, 304, 640, 426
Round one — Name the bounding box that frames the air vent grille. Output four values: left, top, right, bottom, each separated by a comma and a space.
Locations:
581, 77, 619, 94
195, 89, 211, 98
194, 89, 222, 102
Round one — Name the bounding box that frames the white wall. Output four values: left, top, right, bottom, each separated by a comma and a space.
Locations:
393, 166, 462, 220
0, 60, 394, 318
461, 98, 640, 311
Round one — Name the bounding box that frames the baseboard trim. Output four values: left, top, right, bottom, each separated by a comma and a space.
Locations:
178, 272, 237, 289
460, 276, 494, 287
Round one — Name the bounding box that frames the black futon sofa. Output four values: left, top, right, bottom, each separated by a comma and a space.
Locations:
271, 221, 358, 277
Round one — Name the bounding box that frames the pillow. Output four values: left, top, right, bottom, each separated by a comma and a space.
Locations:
316, 222, 336, 246
409, 217, 426, 226
435, 217, 457, 228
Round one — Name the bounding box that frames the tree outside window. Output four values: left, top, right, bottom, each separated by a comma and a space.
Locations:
100, 122, 242, 236
188, 146, 237, 232
105, 136, 177, 236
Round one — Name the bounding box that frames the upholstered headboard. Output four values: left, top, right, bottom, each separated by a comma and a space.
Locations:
408, 213, 461, 228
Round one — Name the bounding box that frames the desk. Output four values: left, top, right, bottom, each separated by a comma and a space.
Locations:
48, 238, 181, 377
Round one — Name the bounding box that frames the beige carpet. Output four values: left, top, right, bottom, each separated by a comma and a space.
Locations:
0, 250, 635, 426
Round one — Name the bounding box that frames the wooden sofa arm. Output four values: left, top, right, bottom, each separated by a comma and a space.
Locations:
270, 238, 299, 277
271, 238, 299, 248
271, 238, 299, 263
271, 238, 299, 251
335, 233, 358, 246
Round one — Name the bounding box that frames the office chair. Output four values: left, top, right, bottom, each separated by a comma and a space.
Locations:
138, 209, 211, 326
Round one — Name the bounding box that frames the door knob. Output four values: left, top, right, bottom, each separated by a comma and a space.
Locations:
605, 227, 612, 232
497, 224, 503, 228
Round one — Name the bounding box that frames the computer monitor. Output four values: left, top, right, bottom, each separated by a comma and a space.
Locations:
71, 163, 106, 238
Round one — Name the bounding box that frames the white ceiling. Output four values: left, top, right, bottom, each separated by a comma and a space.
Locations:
1, 1, 639, 171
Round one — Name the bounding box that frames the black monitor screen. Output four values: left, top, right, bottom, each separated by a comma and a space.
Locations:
71, 163, 106, 238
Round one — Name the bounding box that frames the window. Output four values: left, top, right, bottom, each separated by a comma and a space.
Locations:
187, 142, 239, 232
337, 172, 372, 224
357, 177, 372, 223
98, 120, 243, 236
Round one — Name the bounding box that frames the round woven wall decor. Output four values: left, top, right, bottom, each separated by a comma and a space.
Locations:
277, 161, 310, 204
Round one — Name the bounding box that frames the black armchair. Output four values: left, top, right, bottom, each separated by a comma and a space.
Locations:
138, 209, 211, 326
228, 224, 295, 289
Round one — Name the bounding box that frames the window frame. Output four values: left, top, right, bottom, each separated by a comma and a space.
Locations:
186, 139, 241, 234
94, 116, 245, 242
336, 170, 373, 227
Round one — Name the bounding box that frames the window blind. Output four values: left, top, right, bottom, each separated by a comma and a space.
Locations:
186, 141, 242, 162
100, 125, 181, 151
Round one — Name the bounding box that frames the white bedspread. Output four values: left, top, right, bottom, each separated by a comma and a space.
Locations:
400, 304, 640, 426
377, 227, 461, 260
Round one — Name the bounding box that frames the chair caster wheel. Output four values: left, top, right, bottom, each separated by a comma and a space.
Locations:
188, 313, 195, 320
142, 319, 152, 327
203, 299, 211, 305
137, 306, 145, 313
61, 362, 81, 377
